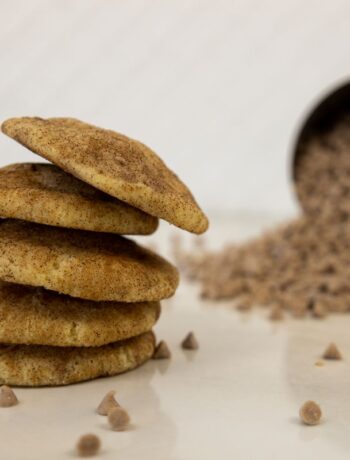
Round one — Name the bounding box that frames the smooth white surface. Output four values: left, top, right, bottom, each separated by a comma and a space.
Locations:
1, 216, 350, 459
1, 0, 350, 214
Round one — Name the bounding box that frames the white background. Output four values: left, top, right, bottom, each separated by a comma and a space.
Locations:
0, 0, 349, 217
1, 6, 350, 458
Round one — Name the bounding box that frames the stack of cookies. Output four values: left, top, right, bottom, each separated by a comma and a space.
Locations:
0, 117, 208, 386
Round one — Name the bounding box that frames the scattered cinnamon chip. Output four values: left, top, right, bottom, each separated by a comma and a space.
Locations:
312, 301, 328, 318
96, 390, 120, 416
152, 340, 171, 359
269, 304, 284, 321
299, 401, 322, 425
181, 332, 199, 350
322, 342, 342, 360
76, 434, 101, 457
236, 296, 252, 312
0, 385, 18, 407
108, 406, 130, 431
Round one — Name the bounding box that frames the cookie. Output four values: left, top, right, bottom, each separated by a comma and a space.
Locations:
1, 117, 208, 234
0, 281, 160, 347
0, 220, 179, 301
0, 331, 155, 386
0, 163, 158, 234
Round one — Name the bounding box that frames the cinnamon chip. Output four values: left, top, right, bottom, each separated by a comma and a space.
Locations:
76, 434, 101, 457
181, 332, 199, 350
322, 342, 342, 360
312, 301, 328, 318
152, 340, 171, 359
0, 385, 18, 407
299, 401, 322, 425
108, 406, 130, 431
96, 390, 120, 416
236, 296, 252, 312
269, 304, 284, 321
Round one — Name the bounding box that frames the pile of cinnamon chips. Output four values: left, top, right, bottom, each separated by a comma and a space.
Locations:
178, 115, 350, 319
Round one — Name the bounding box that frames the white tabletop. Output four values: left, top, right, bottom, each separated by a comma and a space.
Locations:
1, 215, 350, 460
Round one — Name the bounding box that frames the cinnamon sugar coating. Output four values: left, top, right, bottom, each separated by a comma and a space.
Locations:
0, 163, 158, 235
0, 219, 178, 302
1, 117, 208, 234
0, 331, 155, 386
0, 281, 160, 347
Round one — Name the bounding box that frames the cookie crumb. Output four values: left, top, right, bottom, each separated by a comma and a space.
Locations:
0, 385, 18, 407
108, 406, 130, 431
269, 304, 284, 321
76, 434, 101, 457
96, 390, 120, 416
299, 400, 322, 425
181, 332, 199, 350
152, 340, 171, 359
322, 342, 342, 360
315, 360, 325, 367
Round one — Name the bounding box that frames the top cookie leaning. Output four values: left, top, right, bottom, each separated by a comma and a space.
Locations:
1, 117, 208, 234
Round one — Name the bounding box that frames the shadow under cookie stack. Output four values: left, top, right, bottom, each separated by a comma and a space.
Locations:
0, 117, 208, 386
